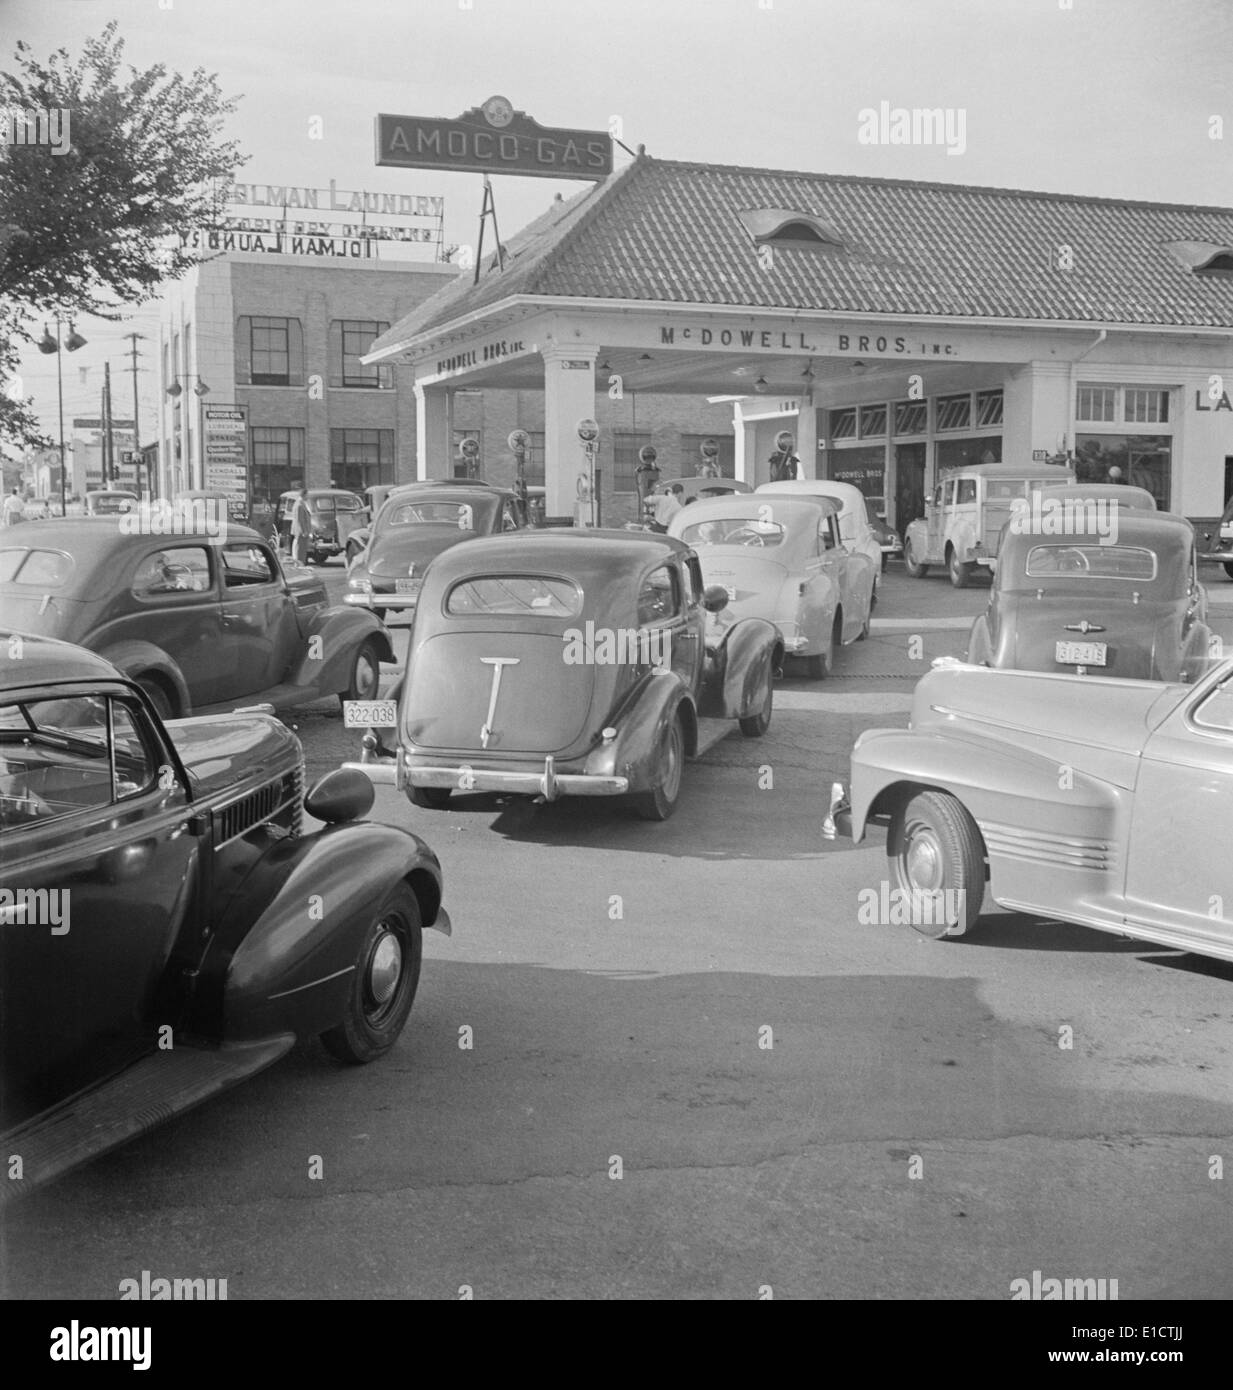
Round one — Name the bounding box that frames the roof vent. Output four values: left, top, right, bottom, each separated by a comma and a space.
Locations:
1165, 239, 1233, 272
737, 208, 845, 251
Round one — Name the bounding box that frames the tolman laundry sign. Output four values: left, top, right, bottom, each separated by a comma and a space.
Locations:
375, 97, 612, 180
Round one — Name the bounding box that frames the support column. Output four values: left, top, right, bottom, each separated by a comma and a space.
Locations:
542, 344, 598, 520
796, 403, 818, 479
414, 382, 453, 480
1001, 362, 1072, 461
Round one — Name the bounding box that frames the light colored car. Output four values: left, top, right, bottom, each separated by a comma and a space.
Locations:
1199, 495, 1233, 579
756, 479, 883, 593
827, 656, 1233, 962
903, 463, 1075, 587
670, 493, 873, 677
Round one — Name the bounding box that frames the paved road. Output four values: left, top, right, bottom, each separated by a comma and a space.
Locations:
3, 561, 1232, 1299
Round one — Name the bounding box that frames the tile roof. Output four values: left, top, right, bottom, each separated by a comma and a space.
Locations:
368, 154, 1233, 356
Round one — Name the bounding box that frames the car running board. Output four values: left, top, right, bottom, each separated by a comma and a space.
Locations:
0, 1035, 295, 1201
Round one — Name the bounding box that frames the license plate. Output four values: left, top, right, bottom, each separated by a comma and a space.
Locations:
395, 578, 421, 594
1056, 641, 1107, 667
343, 699, 397, 728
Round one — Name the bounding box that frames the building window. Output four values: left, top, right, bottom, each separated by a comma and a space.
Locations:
858, 404, 886, 438
935, 394, 972, 431
893, 400, 927, 435
328, 320, 392, 390
235, 316, 305, 387
829, 407, 857, 440
679, 433, 736, 475
936, 436, 1001, 473
1076, 385, 1116, 423
613, 431, 651, 493
1124, 388, 1169, 425
250, 426, 305, 501
975, 389, 1004, 428
523, 431, 545, 486
452, 428, 482, 478
827, 444, 885, 499
330, 429, 395, 492
1075, 434, 1171, 509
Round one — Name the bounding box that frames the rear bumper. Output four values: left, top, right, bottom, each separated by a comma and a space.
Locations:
1198, 548, 1233, 562
345, 591, 420, 609
343, 753, 628, 800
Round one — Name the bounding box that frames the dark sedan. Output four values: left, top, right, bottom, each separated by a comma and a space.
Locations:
966, 510, 1211, 681
346, 485, 527, 620
0, 634, 450, 1194
0, 518, 393, 716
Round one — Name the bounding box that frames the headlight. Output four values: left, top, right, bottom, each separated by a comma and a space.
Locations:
348, 576, 373, 593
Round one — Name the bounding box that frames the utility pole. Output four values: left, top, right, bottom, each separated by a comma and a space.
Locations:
125, 332, 146, 494
103, 360, 114, 486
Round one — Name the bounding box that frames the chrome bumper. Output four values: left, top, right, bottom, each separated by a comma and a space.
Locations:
343, 752, 628, 800
821, 781, 852, 841
345, 592, 420, 609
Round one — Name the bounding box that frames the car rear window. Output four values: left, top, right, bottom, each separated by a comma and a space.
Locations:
333, 494, 362, 511
0, 549, 75, 587
679, 518, 786, 547
445, 575, 582, 617
388, 501, 482, 529
1024, 545, 1157, 580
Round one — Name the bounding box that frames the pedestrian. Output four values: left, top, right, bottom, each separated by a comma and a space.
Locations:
290, 486, 311, 564
2, 486, 25, 526
650, 483, 684, 532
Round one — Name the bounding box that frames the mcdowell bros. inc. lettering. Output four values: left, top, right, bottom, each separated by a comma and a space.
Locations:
436, 341, 526, 375
657, 326, 958, 357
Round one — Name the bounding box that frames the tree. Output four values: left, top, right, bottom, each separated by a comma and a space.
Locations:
0, 21, 246, 448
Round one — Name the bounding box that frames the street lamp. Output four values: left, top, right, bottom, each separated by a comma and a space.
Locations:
38, 318, 87, 515
165, 375, 211, 493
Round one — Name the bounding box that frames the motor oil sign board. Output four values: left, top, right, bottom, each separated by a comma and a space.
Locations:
375, 97, 612, 181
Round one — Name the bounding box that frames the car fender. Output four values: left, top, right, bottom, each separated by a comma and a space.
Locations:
584, 668, 696, 791
93, 638, 191, 715
948, 519, 978, 563
904, 517, 930, 559
290, 606, 395, 692
965, 613, 992, 665
699, 616, 779, 719
195, 821, 446, 1044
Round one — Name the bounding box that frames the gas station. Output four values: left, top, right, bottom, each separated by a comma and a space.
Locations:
364, 104, 1233, 534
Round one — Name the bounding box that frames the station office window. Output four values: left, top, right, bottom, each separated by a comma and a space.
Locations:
613, 431, 651, 493
235, 317, 305, 387
523, 431, 546, 486
328, 320, 392, 390
893, 400, 928, 435
330, 429, 394, 492
250, 426, 305, 501
935, 394, 972, 431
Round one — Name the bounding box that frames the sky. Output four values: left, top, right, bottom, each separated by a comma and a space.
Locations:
4, 0, 1232, 449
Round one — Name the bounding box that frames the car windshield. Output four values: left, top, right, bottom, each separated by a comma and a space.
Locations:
0, 548, 75, 587
986, 479, 1040, 500
386, 500, 490, 530
679, 518, 787, 547
1024, 545, 1158, 580
445, 575, 581, 617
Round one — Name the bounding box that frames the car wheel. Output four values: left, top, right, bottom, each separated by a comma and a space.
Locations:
738, 669, 773, 737
888, 790, 985, 939
948, 548, 974, 589
1224, 562, 1233, 580
340, 636, 383, 707
903, 537, 928, 578
136, 676, 174, 720
634, 713, 685, 820
410, 786, 452, 809
320, 883, 422, 1064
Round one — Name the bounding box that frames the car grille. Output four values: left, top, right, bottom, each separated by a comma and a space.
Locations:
214, 765, 303, 847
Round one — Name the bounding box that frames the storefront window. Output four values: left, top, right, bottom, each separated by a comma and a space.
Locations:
829, 407, 857, 440
975, 390, 1004, 427
858, 404, 886, 437
828, 444, 884, 498
935, 394, 972, 430
1074, 434, 1172, 509
893, 400, 927, 435
935, 436, 1001, 472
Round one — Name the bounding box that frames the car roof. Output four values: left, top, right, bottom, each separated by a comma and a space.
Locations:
757, 479, 865, 506
1037, 483, 1157, 509
422, 527, 688, 584
674, 494, 839, 523
380, 486, 512, 510
0, 630, 125, 688
0, 517, 270, 557
1003, 510, 1194, 550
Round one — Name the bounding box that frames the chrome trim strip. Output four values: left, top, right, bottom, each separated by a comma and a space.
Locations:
267, 965, 355, 1000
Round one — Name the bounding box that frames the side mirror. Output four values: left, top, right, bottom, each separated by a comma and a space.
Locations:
702, 584, 730, 613
304, 766, 375, 824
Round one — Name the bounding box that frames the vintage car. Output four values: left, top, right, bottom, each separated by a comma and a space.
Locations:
865, 499, 902, 570
669, 494, 873, 677
671, 476, 753, 506
1199, 494, 1233, 579
84, 489, 139, 516
350, 479, 504, 562
0, 518, 392, 717
824, 657, 1233, 961
0, 633, 450, 1194
346, 485, 528, 620
966, 511, 1210, 682
903, 463, 1076, 587
1037, 481, 1157, 513
348, 530, 779, 820
275, 488, 367, 564
756, 479, 884, 587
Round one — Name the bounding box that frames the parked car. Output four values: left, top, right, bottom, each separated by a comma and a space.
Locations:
825, 656, 1233, 959
275, 489, 366, 564
757, 479, 884, 589
350, 479, 503, 561
348, 530, 779, 819
669, 493, 873, 677
1199, 494, 1233, 579
1036, 481, 1157, 513
346, 485, 528, 620
84, 489, 139, 516
672, 476, 753, 506
903, 463, 1076, 587
0, 632, 450, 1195
0, 518, 393, 716
20, 498, 50, 522
865, 499, 901, 570
966, 511, 1210, 682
